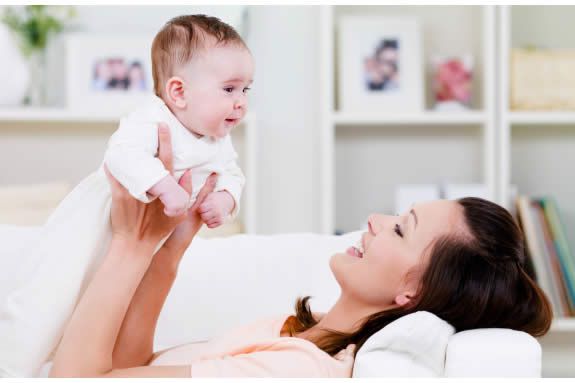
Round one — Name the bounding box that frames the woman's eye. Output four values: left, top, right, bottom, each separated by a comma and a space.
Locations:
394, 224, 403, 238
224, 87, 234, 93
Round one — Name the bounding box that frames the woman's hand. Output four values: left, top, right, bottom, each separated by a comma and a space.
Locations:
162, 173, 217, 253
104, 122, 217, 249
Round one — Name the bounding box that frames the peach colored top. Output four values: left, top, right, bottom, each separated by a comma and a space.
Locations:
150, 314, 352, 377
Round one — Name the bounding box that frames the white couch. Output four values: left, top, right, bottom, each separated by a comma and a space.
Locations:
0, 225, 541, 377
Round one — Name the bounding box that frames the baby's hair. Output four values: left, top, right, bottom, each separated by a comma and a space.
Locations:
151, 14, 247, 97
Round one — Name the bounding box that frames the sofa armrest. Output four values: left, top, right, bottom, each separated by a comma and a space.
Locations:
444, 328, 541, 377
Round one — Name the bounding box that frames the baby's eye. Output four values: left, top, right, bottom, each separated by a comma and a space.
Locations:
224, 87, 234, 93
394, 224, 403, 238
243, 87, 251, 94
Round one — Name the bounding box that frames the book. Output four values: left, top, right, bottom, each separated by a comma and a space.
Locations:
533, 200, 573, 316
540, 197, 575, 315
516, 197, 562, 315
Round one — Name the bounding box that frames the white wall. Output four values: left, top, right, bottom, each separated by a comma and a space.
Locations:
247, 6, 321, 233
71, 5, 245, 34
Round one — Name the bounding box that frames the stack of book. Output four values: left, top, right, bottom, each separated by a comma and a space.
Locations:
516, 196, 575, 317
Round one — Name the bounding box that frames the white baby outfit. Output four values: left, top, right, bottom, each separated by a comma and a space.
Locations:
0, 95, 245, 377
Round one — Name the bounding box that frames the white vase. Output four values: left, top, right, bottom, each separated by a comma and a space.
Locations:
0, 25, 29, 106
26, 50, 47, 106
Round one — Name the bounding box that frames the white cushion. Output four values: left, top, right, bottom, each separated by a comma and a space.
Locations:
0, 183, 70, 226
353, 311, 455, 377
445, 328, 542, 377
154, 231, 361, 348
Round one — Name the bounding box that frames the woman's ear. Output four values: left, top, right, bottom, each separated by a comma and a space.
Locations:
394, 292, 414, 307
164, 76, 187, 109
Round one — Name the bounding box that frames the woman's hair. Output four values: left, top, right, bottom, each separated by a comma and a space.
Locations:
288, 197, 553, 357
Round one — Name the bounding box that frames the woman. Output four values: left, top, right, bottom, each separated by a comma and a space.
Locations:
49, 124, 552, 378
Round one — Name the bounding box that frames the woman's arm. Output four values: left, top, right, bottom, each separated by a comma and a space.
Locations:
49, 124, 212, 378
113, 195, 216, 367
49, 237, 185, 377
110, 241, 180, 369
111, 124, 217, 369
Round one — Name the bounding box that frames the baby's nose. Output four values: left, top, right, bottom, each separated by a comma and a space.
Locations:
234, 95, 247, 109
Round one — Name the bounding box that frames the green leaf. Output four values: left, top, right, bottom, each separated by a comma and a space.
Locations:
1, 5, 75, 56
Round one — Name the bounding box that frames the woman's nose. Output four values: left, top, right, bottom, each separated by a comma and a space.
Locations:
367, 214, 385, 234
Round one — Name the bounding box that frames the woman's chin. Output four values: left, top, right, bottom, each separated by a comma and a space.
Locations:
329, 251, 360, 275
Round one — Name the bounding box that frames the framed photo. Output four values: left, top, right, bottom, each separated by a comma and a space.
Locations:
65, 34, 154, 114
338, 16, 424, 113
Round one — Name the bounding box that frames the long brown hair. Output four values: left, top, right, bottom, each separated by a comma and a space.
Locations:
288, 197, 553, 357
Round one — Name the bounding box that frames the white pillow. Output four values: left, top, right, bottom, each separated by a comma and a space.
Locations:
445, 328, 541, 377
353, 311, 455, 377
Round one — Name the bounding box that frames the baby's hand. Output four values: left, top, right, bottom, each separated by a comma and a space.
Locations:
159, 186, 190, 217
198, 191, 235, 228
148, 175, 190, 217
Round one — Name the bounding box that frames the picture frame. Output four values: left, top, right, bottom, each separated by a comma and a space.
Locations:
64, 33, 155, 115
338, 16, 424, 114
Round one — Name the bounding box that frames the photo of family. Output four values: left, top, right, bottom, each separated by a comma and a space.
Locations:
364, 38, 399, 92
338, 16, 423, 113
92, 58, 147, 91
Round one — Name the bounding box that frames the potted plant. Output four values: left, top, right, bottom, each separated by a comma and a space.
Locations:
1, 5, 75, 105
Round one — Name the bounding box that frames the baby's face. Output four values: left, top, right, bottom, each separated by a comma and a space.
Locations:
176, 43, 254, 138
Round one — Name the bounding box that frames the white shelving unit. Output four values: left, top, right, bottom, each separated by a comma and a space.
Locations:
0, 109, 257, 235
320, 4, 574, 377
0, 108, 123, 122
320, 5, 496, 235
498, 7, 575, 376
508, 111, 575, 125
332, 111, 487, 126
552, 318, 575, 332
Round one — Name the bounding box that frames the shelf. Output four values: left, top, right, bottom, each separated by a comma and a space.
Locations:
508, 112, 575, 125
551, 318, 575, 332
332, 111, 487, 126
0, 107, 122, 122
0, 108, 256, 126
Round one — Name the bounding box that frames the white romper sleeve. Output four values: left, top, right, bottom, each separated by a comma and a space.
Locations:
214, 134, 245, 218
104, 114, 169, 203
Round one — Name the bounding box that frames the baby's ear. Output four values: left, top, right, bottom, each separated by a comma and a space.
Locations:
165, 76, 187, 109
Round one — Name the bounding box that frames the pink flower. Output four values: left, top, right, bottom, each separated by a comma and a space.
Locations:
434, 59, 472, 103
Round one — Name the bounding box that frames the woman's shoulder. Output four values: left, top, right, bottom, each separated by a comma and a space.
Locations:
152, 314, 291, 363
150, 340, 209, 366
151, 312, 350, 377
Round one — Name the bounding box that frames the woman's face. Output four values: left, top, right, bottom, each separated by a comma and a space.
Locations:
330, 199, 465, 310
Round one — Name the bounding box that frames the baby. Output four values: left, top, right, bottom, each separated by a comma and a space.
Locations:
108, 14, 253, 225
0, 15, 253, 378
